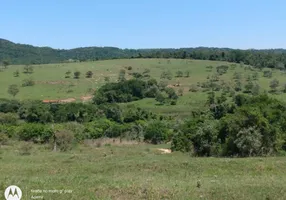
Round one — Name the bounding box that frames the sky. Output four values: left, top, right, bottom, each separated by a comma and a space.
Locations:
0, 0, 285, 49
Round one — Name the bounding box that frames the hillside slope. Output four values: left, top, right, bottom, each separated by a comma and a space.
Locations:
1, 39, 286, 69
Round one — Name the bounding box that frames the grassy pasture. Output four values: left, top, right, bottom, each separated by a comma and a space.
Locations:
0, 142, 286, 200
1, 59, 286, 116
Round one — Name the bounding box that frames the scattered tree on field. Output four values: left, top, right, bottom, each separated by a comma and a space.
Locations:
23, 65, 34, 74
65, 70, 71, 78
74, 71, 81, 79
86, 71, 93, 78
7, 84, 19, 97
176, 70, 183, 77
13, 70, 20, 77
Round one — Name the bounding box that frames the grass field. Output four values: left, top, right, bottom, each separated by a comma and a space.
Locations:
1, 142, 286, 200
1, 58, 286, 116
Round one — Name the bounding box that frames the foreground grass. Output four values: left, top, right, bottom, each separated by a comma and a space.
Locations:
0, 142, 286, 200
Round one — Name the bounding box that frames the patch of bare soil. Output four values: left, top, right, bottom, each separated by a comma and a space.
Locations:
36, 80, 71, 85
81, 95, 93, 102
157, 148, 172, 154
42, 98, 76, 103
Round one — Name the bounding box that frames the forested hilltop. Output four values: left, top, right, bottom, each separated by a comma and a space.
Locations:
1, 38, 286, 69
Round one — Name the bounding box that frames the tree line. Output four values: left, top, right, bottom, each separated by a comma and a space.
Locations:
1, 39, 286, 70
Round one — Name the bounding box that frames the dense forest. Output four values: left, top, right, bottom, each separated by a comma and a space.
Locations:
1, 38, 286, 69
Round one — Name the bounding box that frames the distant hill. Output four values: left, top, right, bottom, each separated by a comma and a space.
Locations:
0, 38, 286, 69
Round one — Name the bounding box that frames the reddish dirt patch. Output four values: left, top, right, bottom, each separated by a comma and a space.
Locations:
43, 98, 76, 103
36, 80, 71, 85
81, 96, 93, 102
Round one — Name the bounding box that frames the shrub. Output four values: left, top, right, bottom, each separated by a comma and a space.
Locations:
85, 71, 93, 78
0, 113, 18, 125
171, 131, 193, 153
170, 99, 177, 105
234, 127, 262, 157
22, 78, 35, 87
74, 71, 81, 79
18, 123, 53, 143
178, 88, 184, 96
7, 84, 19, 97
144, 121, 169, 144
0, 132, 8, 145
127, 66, 132, 70
65, 70, 71, 78
176, 70, 183, 77
54, 130, 75, 152
0, 99, 20, 113
216, 65, 229, 75
263, 70, 272, 78
192, 120, 219, 156
189, 84, 199, 92
18, 142, 33, 155
269, 79, 279, 92
63, 122, 85, 142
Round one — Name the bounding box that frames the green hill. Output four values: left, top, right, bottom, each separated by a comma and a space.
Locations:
1, 38, 286, 70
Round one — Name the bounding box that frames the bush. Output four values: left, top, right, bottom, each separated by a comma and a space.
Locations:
0, 113, 18, 125
144, 121, 169, 144
263, 70, 272, 78
234, 127, 262, 157
18, 142, 33, 155
0, 99, 20, 113
63, 122, 85, 142
192, 121, 219, 156
22, 78, 35, 87
74, 71, 81, 79
54, 130, 75, 152
189, 84, 199, 92
18, 123, 53, 143
171, 131, 193, 153
0, 132, 8, 145
85, 71, 93, 78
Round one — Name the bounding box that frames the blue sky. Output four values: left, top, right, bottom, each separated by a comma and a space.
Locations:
0, 0, 285, 49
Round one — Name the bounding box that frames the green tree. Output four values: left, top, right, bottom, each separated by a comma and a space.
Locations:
74, 71, 81, 79
160, 70, 172, 80
144, 121, 169, 144
23, 65, 34, 74
13, 70, 19, 77
85, 71, 93, 78
176, 70, 183, 77
22, 78, 35, 87
269, 79, 279, 92
234, 127, 262, 157
155, 92, 168, 105
65, 70, 71, 78
2, 60, 10, 69
7, 84, 19, 97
